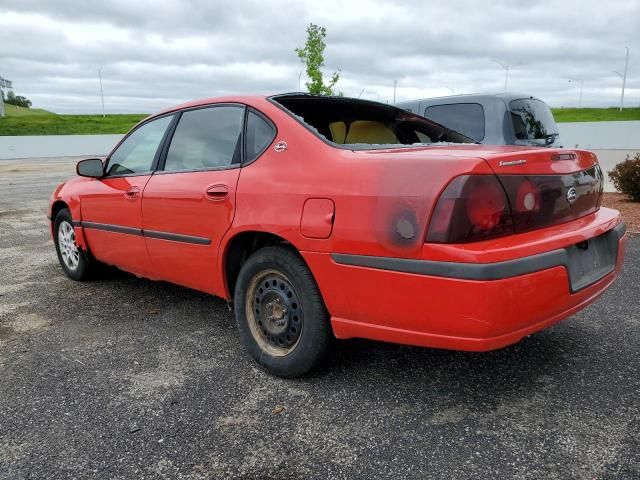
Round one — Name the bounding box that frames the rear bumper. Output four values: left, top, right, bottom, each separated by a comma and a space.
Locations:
302, 216, 627, 352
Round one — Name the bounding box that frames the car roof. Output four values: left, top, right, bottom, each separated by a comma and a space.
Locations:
397, 93, 543, 105
147, 94, 269, 120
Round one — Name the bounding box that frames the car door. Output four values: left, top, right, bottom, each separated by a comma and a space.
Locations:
141, 104, 247, 295
79, 114, 174, 277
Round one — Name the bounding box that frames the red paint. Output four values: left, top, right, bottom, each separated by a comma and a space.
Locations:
49, 95, 626, 352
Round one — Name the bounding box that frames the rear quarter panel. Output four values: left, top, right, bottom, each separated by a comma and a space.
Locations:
226, 107, 494, 261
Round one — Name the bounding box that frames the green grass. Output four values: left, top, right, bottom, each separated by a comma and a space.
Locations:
3, 102, 640, 134
0, 103, 147, 135
551, 107, 640, 123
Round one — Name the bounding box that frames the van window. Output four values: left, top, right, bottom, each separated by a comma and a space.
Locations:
509, 98, 558, 143
424, 103, 485, 142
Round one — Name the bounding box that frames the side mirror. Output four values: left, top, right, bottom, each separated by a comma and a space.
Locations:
76, 158, 104, 178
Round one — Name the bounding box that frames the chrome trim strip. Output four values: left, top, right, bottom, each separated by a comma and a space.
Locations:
78, 221, 210, 245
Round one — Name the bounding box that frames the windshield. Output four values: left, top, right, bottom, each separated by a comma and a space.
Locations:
509, 98, 558, 144
271, 94, 473, 148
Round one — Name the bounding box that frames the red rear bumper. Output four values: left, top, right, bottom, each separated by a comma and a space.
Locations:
303, 209, 627, 351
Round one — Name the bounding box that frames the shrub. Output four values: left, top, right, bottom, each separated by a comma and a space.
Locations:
609, 152, 640, 202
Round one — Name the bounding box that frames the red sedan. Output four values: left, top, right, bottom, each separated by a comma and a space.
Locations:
49, 94, 627, 377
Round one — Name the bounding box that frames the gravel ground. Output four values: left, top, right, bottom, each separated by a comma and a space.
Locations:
1, 157, 639, 480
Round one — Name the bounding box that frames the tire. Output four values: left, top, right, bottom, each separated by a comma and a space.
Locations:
234, 246, 332, 378
53, 208, 92, 281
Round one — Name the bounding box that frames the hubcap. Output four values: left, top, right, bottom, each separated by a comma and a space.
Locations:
58, 221, 80, 271
246, 270, 303, 356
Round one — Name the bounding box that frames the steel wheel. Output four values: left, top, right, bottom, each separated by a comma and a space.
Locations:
245, 269, 303, 357
58, 220, 79, 271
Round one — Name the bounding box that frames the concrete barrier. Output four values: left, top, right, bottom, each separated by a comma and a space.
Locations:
0, 132, 637, 193
558, 121, 640, 150
0, 134, 123, 160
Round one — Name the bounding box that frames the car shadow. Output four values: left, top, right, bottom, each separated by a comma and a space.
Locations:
56, 264, 587, 404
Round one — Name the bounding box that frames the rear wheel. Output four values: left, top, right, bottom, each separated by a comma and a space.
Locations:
234, 246, 332, 378
53, 209, 92, 281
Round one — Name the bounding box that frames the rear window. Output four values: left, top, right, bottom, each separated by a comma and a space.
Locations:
271, 95, 473, 149
424, 103, 485, 142
509, 98, 558, 143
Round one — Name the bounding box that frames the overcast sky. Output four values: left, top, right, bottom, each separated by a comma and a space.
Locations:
1, 0, 639, 113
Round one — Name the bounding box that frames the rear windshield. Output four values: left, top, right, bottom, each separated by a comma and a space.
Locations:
509, 98, 558, 144
271, 95, 473, 149
424, 103, 485, 142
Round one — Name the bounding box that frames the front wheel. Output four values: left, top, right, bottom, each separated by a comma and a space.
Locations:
53, 209, 92, 281
234, 246, 332, 378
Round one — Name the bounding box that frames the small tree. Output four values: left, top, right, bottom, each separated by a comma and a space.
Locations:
295, 23, 340, 96
5, 91, 32, 108
609, 153, 640, 202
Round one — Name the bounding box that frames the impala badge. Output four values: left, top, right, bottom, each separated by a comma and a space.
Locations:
566, 187, 577, 204
274, 141, 288, 152
499, 159, 527, 167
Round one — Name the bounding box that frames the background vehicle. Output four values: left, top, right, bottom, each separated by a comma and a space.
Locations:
49, 94, 625, 378
398, 93, 562, 147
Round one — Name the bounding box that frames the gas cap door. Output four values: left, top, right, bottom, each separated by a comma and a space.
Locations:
300, 198, 335, 239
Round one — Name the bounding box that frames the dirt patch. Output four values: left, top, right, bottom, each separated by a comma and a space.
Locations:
10, 313, 50, 333
0, 325, 14, 340
602, 193, 640, 233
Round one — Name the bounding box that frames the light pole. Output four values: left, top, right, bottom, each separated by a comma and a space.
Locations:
393, 80, 397, 104
568, 77, 584, 107
98, 67, 105, 118
613, 47, 629, 112
444, 85, 454, 95
492, 58, 521, 91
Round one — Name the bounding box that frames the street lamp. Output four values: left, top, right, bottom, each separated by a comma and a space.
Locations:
568, 77, 584, 107
492, 58, 522, 91
613, 47, 630, 112
98, 67, 105, 118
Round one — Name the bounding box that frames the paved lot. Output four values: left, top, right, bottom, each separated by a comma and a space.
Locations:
1, 157, 639, 479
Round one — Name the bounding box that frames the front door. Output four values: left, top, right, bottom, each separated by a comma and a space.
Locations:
80, 114, 174, 277
142, 105, 245, 294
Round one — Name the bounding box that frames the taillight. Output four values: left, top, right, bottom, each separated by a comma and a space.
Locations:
426, 175, 513, 243
499, 167, 602, 234
427, 167, 603, 244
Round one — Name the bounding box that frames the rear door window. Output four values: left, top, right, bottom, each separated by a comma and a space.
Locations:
245, 110, 276, 162
164, 105, 245, 172
424, 103, 485, 142
509, 98, 558, 143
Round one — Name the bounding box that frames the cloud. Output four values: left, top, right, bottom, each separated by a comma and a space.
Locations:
1, 0, 638, 113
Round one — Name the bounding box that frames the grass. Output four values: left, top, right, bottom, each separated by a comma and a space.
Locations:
2, 102, 640, 135
551, 107, 640, 123
0, 103, 147, 135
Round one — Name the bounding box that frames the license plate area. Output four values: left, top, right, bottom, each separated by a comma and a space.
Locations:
565, 228, 618, 292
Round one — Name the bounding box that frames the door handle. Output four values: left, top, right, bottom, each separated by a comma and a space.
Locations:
205, 184, 229, 201
125, 186, 140, 200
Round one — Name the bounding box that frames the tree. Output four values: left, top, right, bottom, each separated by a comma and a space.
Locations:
5, 91, 32, 108
295, 23, 340, 96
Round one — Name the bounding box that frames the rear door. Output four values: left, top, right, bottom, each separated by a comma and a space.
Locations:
79, 114, 174, 277
141, 104, 246, 295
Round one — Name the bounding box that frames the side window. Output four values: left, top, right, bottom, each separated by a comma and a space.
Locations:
164, 106, 244, 172
424, 103, 485, 142
245, 110, 276, 162
106, 115, 172, 176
